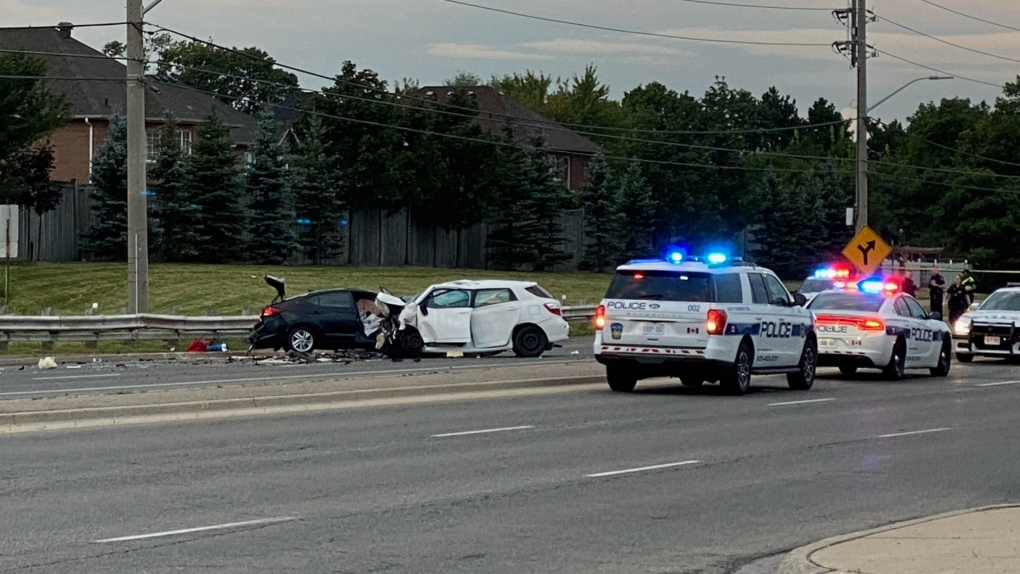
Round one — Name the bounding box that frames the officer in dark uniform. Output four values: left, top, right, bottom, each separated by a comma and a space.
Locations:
928, 267, 946, 320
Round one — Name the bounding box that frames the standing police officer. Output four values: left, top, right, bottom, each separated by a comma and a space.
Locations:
929, 267, 946, 320
961, 269, 977, 306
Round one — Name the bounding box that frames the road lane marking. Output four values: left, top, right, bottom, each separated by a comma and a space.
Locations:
0, 360, 589, 397
92, 517, 298, 543
768, 398, 836, 407
431, 425, 534, 438
978, 380, 1020, 387
874, 428, 952, 439
586, 460, 700, 478
33, 374, 123, 381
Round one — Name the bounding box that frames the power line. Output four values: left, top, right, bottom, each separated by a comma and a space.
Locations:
0, 74, 124, 82
0, 22, 128, 31
151, 25, 849, 137
876, 121, 1020, 170
879, 15, 1020, 65
0, 48, 130, 61
870, 169, 1020, 195
438, 0, 831, 47
916, 0, 1020, 34
674, 0, 832, 10
876, 49, 1002, 88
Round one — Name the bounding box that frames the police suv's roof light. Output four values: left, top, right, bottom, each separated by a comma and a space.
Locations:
667, 251, 684, 263
707, 253, 727, 265
859, 280, 884, 294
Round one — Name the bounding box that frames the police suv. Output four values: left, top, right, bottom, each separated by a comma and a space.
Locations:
954, 283, 1020, 363
593, 254, 817, 395
808, 277, 952, 379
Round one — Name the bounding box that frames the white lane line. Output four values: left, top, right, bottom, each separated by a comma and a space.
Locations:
978, 380, 1020, 387
92, 516, 298, 543
586, 460, 700, 478
431, 425, 534, 438
0, 359, 588, 397
768, 398, 837, 407
874, 428, 952, 439
33, 374, 123, 381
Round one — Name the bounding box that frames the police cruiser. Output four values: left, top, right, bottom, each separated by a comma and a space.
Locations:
593, 253, 816, 395
808, 277, 951, 379
954, 283, 1020, 363
800, 265, 858, 304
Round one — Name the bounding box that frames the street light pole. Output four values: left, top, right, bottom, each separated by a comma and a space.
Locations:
869, 76, 953, 114
126, 0, 149, 313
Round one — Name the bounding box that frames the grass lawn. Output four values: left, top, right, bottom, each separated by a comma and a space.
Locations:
2, 263, 616, 316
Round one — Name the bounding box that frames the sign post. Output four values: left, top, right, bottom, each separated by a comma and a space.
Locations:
0, 206, 19, 306
842, 225, 892, 276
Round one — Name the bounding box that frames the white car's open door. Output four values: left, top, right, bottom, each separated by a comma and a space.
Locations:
418, 289, 472, 344
470, 288, 522, 348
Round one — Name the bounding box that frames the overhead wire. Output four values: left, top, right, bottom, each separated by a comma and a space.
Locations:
916, 0, 1020, 34
673, 0, 832, 10
878, 15, 1020, 66
0, 22, 128, 31
874, 49, 1002, 88
0, 48, 130, 61
437, 0, 831, 47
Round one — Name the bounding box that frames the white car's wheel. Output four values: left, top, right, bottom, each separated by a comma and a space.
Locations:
513, 325, 548, 358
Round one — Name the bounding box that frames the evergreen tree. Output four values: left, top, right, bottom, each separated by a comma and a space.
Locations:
749, 171, 815, 277
246, 110, 295, 264
151, 113, 200, 262
486, 123, 533, 270
186, 110, 246, 263
580, 153, 622, 271
82, 114, 127, 261
616, 162, 656, 259
293, 115, 345, 264
522, 145, 574, 271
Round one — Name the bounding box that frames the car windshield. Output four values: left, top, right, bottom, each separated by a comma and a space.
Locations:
606, 270, 719, 302
800, 278, 832, 293
808, 292, 885, 312
977, 291, 1020, 311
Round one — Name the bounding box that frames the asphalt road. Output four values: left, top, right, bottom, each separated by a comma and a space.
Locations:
3, 359, 1020, 573
0, 338, 594, 400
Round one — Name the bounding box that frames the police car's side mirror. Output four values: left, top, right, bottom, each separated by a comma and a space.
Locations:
927, 311, 942, 321
792, 293, 808, 307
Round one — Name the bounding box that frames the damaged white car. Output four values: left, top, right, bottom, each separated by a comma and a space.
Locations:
377, 280, 570, 358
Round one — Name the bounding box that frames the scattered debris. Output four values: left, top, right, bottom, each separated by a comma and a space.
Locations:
38, 357, 58, 370
571, 351, 580, 355
66, 365, 82, 369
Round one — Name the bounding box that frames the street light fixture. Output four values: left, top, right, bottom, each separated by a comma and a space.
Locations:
855, 75, 954, 233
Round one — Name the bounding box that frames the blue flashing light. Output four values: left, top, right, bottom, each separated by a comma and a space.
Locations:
667, 251, 684, 264
814, 268, 835, 279
859, 280, 884, 294
297, 218, 312, 225
707, 252, 727, 265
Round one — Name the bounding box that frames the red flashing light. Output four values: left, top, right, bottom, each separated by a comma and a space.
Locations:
595, 305, 606, 330
706, 309, 727, 335
634, 273, 644, 280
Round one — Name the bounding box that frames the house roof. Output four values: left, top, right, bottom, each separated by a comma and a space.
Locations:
272, 91, 316, 128
415, 86, 601, 155
0, 24, 257, 144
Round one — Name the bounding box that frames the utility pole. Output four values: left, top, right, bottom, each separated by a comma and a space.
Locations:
854, 0, 869, 233
126, 0, 149, 313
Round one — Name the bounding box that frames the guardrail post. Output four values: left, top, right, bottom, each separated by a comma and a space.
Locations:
207, 308, 217, 316
41, 308, 54, 351
0, 306, 8, 351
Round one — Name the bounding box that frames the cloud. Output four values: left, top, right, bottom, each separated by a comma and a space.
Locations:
427, 43, 553, 61
519, 39, 690, 58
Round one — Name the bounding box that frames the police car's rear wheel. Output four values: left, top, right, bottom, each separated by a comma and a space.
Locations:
787, 338, 817, 390
883, 339, 907, 380
722, 341, 753, 395
930, 341, 951, 377
606, 365, 637, 393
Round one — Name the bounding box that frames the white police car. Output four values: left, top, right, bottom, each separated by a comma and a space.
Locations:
800, 265, 858, 304
593, 253, 817, 395
808, 277, 952, 379
953, 283, 1020, 363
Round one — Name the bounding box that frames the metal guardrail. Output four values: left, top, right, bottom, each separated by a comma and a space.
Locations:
0, 307, 600, 344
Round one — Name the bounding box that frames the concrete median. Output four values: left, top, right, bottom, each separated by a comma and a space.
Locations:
0, 362, 607, 430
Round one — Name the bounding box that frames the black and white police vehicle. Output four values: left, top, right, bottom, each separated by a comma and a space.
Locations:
593, 253, 817, 395
954, 283, 1020, 363
808, 277, 952, 379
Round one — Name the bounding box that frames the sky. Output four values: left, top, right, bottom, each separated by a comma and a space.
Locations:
4, 0, 1018, 124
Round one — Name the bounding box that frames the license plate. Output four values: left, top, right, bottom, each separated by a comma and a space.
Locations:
819, 338, 837, 348
984, 336, 1001, 346
642, 323, 665, 336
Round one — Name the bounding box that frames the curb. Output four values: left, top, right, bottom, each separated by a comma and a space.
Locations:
0, 374, 605, 427
776, 503, 1020, 574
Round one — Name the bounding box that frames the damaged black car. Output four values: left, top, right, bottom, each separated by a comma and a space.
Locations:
248, 276, 384, 353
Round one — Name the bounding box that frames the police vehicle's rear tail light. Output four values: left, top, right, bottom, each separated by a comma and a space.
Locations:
814, 315, 885, 331
861, 318, 885, 331
594, 305, 606, 330
706, 309, 727, 335
544, 302, 562, 316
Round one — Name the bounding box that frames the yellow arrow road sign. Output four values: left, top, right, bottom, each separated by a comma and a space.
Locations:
842, 226, 893, 276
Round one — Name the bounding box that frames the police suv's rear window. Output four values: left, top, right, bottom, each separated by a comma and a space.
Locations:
808, 292, 885, 312
800, 278, 832, 294
606, 271, 739, 303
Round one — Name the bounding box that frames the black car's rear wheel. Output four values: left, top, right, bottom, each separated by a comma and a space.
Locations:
288, 327, 317, 353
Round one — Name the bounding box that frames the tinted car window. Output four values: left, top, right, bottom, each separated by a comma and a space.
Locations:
314, 291, 353, 308
904, 297, 928, 319
748, 273, 769, 305
474, 289, 514, 307
800, 278, 832, 294
714, 273, 744, 303
526, 285, 555, 300
893, 298, 910, 317
978, 291, 1020, 311
764, 275, 791, 306
428, 289, 471, 309
606, 271, 714, 302
809, 293, 885, 312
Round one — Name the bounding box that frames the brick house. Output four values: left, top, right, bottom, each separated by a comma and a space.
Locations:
416, 86, 601, 192
0, 23, 257, 184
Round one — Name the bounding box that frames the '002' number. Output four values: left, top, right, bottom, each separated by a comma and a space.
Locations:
688, 304, 701, 312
